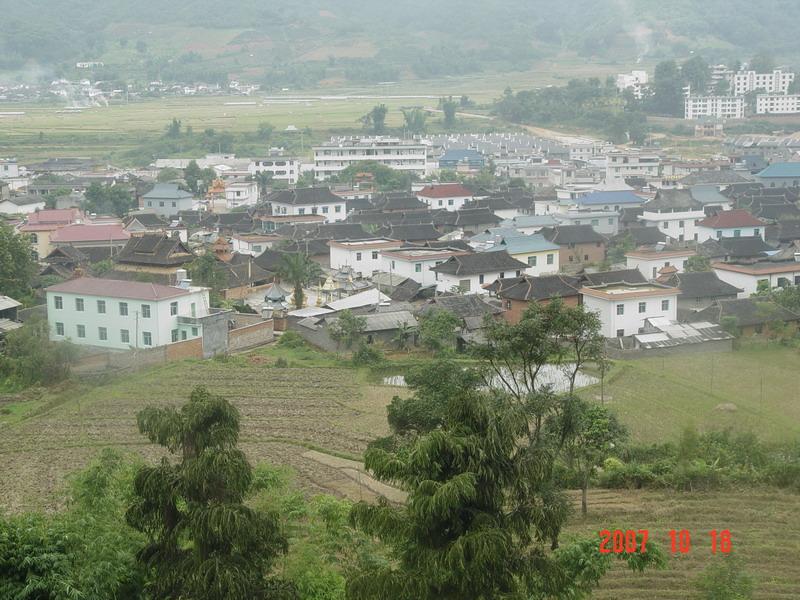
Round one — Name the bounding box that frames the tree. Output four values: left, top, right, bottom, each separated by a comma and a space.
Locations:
682, 55, 711, 94
401, 108, 427, 134
83, 182, 136, 217
749, 52, 775, 73
714, 78, 731, 95
685, 255, 712, 272
0, 222, 37, 301
391, 322, 413, 351
184, 160, 215, 194
165, 117, 182, 138
440, 97, 458, 128
126, 386, 290, 600
0, 316, 78, 387
257, 121, 275, 140
189, 253, 226, 306
418, 308, 460, 353
560, 400, 627, 515
649, 60, 685, 116
328, 309, 367, 350
277, 252, 323, 310
361, 104, 388, 134
157, 167, 183, 183
254, 171, 273, 200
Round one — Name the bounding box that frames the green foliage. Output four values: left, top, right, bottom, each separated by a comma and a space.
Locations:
126, 385, 291, 599
0, 222, 37, 302
685, 255, 712, 272
418, 309, 461, 353
440, 97, 458, 128
0, 317, 78, 387
693, 555, 754, 599
328, 309, 367, 350
351, 342, 384, 367
682, 55, 711, 93
391, 322, 414, 351
331, 160, 415, 191
648, 60, 685, 117
361, 104, 388, 134
720, 316, 740, 338
184, 159, 216, 194
749, 52, 775, 74
156, 167, 182, 182
189, 252, 226, 306
607, 232, 635, 265
277, 331, 307, 349
278, 253, 323, 310
83, 181, 136, 217
401, 108, 427, 134
91, 258, 114, 276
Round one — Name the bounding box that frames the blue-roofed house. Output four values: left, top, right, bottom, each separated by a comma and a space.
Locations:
756, 163, 800, 188
438, 148, 486, 172
573, 190, 646, 212
481, 234, 561, 276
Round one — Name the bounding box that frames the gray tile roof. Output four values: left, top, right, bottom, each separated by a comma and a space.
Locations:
431, 251, 528, 276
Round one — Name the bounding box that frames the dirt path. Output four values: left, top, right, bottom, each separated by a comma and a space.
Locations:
302, 450, 407, 503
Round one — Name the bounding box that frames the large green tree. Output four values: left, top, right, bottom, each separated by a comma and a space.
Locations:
328, 309, 367, 350
277, 252, 323, 309
649, 60, 685, 117
682, 55, 711, 94
0, 222, 37, 301
126, 386, 291, 600
361, 104, 388, 134
83, 182, 136, 217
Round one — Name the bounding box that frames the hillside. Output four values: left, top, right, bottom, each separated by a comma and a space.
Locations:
3, 1, 800, 87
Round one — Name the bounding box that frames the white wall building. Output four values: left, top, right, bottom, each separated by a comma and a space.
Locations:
46, 277, 210, 350
695, 210, 766, 242
581, 282, 679, 338
267, 188, 347, 223
733, 70, 794, 96
248, 153, 300, 185
625, 248, 695, 280
0, 158, 21, 179
231, 234, 275, 257
430, 252, 528, 295
328, 239, 402, 277
224, 181, 259, 209
638, 190, 706, 242
615, 70, 649, 99
605, 150, 660, 183
685, 96, 745, 120
712, 262, 800, 298
756, 94, 800, 115
416, 183, 474, 211
313, 137, 429, 181
381, 247, 466, 287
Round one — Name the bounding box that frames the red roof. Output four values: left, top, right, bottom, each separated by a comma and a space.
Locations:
46, 277, 191, 301
697, 210, 765, 229
19, 208, 83, 231
416, 183, 474, 199
51, 223, 130, 243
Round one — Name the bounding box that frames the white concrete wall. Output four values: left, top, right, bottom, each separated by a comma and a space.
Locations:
47, 289, 209, 349
626, 256, 689, 280
329, 246, 384, 275
384, 257, 443, 287
434, 269, 524, 294
713, 267, 800, 298
639, 210, 706, 242
695, 225, 764, 243
143, 196, 196, 217
0, 200, 46, 215
583, 293, 678, 337
419, 195, 471, 211
271, 201, 346, 223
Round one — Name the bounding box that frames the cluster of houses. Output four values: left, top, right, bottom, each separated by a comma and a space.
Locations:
2, 133, 800, 357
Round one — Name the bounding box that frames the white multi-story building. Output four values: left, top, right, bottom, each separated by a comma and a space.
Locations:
0, 158, 21, 179
381, 247, 468, 287
224, 181, 259, 209
733, 70, 794, 96
615, 70, 649, 99
248, 151, 300, 185
568, 139, 611, 162
267, 187, 347, 223
638, 190, 706, 242
625, 248, 696, 280
313, 137, 429, 181
581, 282, 679, 338
46, 277, 210, 350
605, 150, 660, 182
328, 239, 402, 277
756, 94, 800, 115
685, 96, 744, 120
695, 210, 766, 242
231, 233, 275, 257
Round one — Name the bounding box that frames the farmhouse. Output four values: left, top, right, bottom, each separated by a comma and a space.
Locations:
18, 208, 84, 260
657, 271, 744, 319
541, 225, 606, 268
430, 252, 528, 294
381, 246, 469, 287
267, 187, 347, 223
688, 298, 800, 337
638, 189, 706, 242
141, 183, 196, 217
481, 234, 560, 277
488, 274, 582, 324
416, 183, 474, 212
625, 247, 696, 280
756, 163, 800, 188
581, 281, 679, 338
695, 209, 766, 242
328, 239, 402, 276
713, 260, 800, 297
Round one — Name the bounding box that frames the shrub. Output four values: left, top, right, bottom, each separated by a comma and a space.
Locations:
274, 357, 289, 368
277, 331, 307, 349
351, 342, 384, 366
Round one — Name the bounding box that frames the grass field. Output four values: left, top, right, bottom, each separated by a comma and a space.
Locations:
579, 344, 800, 444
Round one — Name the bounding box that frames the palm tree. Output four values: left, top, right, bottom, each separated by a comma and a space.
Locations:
392, 322, 413, 351
278, 252, 322, 309
254, 171, 273, 201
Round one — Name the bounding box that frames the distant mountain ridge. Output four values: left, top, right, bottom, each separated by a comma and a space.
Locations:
2, 1, 799, 85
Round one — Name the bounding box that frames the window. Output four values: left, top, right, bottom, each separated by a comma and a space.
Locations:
97, 300, 106, 314
694, 233, 698, 241
679, 220, 685, 228
191, 327, 198, 336
159, 201, 164, 207
54, 295, 63, 309
120, 329, 130, 344
733, 229, 741, 237
616, 304, 624, 315
546, 254, 554, 265
415, 263, 422, 273
75, 298, 84, 312
459, 279, 471, 292
448, 199, 454, 206
170, 301, 178, 316
528, 255, 537, 266
661, 299, 670, 311
77, 324, 86, 338
652, 267, 658, 279
119, 302, 128, 316
98, 327, 107, 341
335, 205, 342, 213
253, 245, 262, 253
663, 222, 669, 228
322, 206, 329, 214
391, 260, 396, 269
505, 300, 512, 310
754, 228, 760, 237
142, 332, 152, 346
172, 201, 176, 208
569, 256, 574, 262
499, 272, 505, 279
311, 207, 318, 214
438, 200, 444, 207
372, 251, 378, 260
182, 331, 188, 340
141, 304, 151, 318
638, 302, 647, 313
191, 303, 196, 317
479, 274, 485, 284
55, 322, 64, 336
298, 208, 305, 215
356, 252, 362, 262
608, 218, 614, 225
584, 254, 589, 261
716, 230, 723, 239
171, 329, 179, 342
591, 219, 599, 226
616, 329, 625, 338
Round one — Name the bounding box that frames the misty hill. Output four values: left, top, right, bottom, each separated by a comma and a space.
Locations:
3, 0, 800, 87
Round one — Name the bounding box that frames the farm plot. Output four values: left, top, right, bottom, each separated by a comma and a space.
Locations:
0, 353, 399, 512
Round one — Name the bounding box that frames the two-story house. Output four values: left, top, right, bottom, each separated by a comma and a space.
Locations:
541, 225, 607, 267
142, 183, 197, 218
430, 252, 528, 294
416, 183, 474, 212
638, 189, 706, 242
695, 209, 766, 242
581, 281, 680, 338
267, 187, 347, 223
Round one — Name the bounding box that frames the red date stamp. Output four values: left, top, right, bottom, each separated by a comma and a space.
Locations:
599, 529, 732, 554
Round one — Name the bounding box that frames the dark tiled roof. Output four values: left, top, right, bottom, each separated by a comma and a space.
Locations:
274, 222, 368, 241
718, 236, 773, 259
417, 294, 503, 319
541, 224, 606, 245
645, 189, 703, 211
766, 221, 800, 243
372, 193, 427, 212
434, 208, 502, 227
582, 269, 647, 286
688, 299, 800, 327
431, 251, 528, 276
142, 183, 194, 200
267, 187, 342, 206
614, 227, 667, 246
124, 213, 169, 228
389, 278, 422, 301
377, 223, 441, 242
279, 239, 331, 256
670, 272, 743, 299
217, 259, 273, 288
679, 170, 750, 186
116, 234, 194, 267
490, 274, 581, 301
